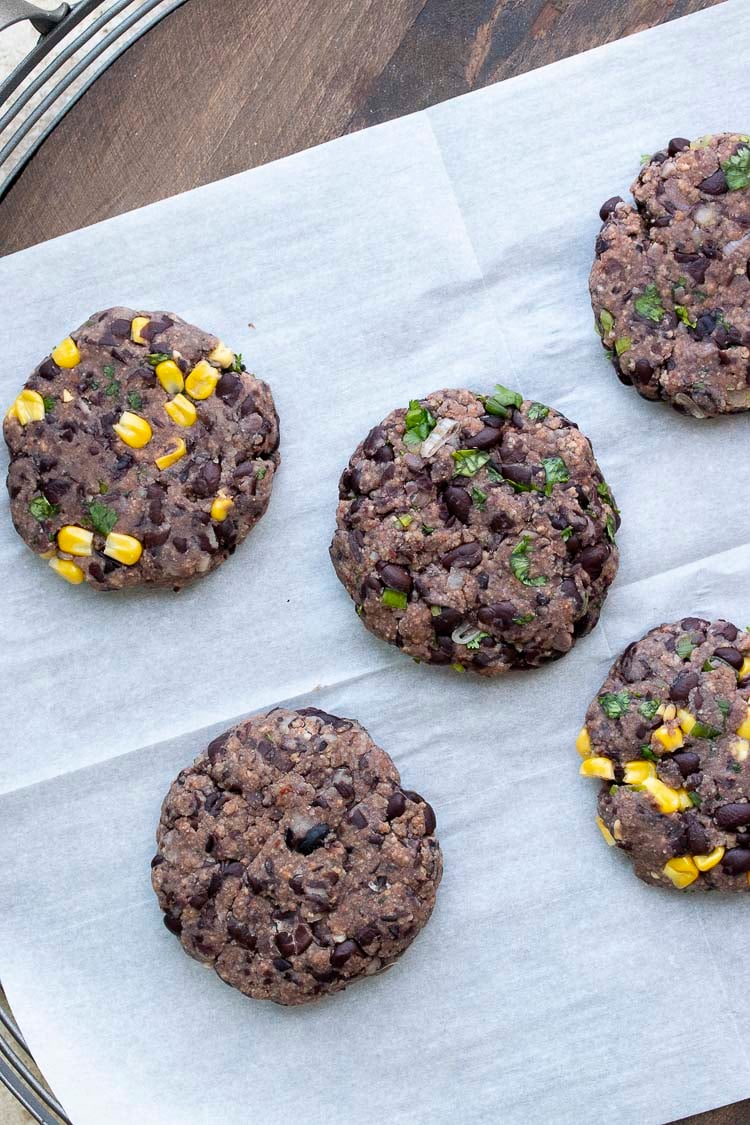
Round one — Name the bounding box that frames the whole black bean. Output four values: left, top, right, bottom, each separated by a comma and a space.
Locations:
373, 445, 394, 464
227, 917, 257, 950
363, 425, 386, 458
721, 848, 750, 875
444, 485, 471, 523
355, 924, 380, 947
599, 196, 623, 221
286, 822, 329, 855
239, 394, 257, 417
163, 913, 182, 936
715, 803, 750, 830
42, 478, 70, 505
671, 751, 701, 778
477, 601, 516, 628
717, 622, 739, 641
216, 372, 242, 403
142, 527, 170, 548
693, 313, 716, 340
681, 617, 708, 631
714, 647, 743, 670
670, 671, 700, 702
141, 315, 173, 341
377, 562, 412, 593
470, 426, 503, 450
685, 814, 709, 856
432, 607, 462, 635
576, 543, 610, 578
441, 541, 482, 568
699, 169, 728, 195
668, 137, 691, 155
330, 940, 358, 969
560, 578, 583, 609
422, 802, 437, 834
273, 958, 292, 972
348, 807, 368, 829
632, 359, 653, 386
38, 358, 60, 381
500, 462, 532, 486
386, 791, 406, 820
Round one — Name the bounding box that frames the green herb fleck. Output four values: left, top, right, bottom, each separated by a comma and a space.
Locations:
483, 383, 523, 417
527, 402, 549, 421
256, 467, 266, 480
430, 606, 442, 617
452, 449, 490, 477
702, 658, 716, 672
690, 720, 722, 740
731, 762, 742, 774
609, 784, 619, 795
717, 699, 731, 719
86, 500, 117, 536
509, 535, 547, 587
674, 304, 697, 328
688, 791, 702, 808
640, 746, 658, 763
451, 662, 465, 673
486, 465, 504, 484
599, 309, 614, 334
614, 337, 632, 356
542, 456, 569, 495
28, 495, 58, 522
396, 513, 413, 529
596, 481, 619, 512
605, 514, 617, 543
471, 487, 487, 511
42, 395, 55, 414
126, 391, 143, 410
561, 526, 573, 542
599, 690, 631, 719
231, 353, 243, 373
676, 635, 696, 659
381, 588, 407, 610
356, 604, 364, 617
722, 145, 750, 191
638, 700, 661, 720
512, 613, 535, 625
421, 524, 434, 535
640, 153, 651, 165
634, 284, 665, 323
102, 364, 120, 397
466, 631, 489, 650
98, 481, 109, 495
673, 276, 689, 293
403, 400, 437, 448
146, 352, 171, 367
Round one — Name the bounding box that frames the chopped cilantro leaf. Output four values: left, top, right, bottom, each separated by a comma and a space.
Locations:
674, 304, 697, 328
421, 524, 434, 535
731, 762, 742, 774
596, 481, 619, 512
451, 662, 465, 673
542, 456, 569, 495
29, 495, 58, 521
605, 514, 617, 543
465, 631, 489, 650
381, 588, 407, 610
690, 720, 721, 740
599, 690, 631, 719
430, 606, 442, 617
676, 635, 696, 659
722, 145, 750, 191
231, 353, 243, 373
527, 402, 549, 421
599, 309, 614, 333
634, 284, 665, 323
403, 400, 437, 448
146, 352, 171, 367
483, 383, 523, 416
86, 500, 117, 536
452, 449, 490, 477
717, 699, 731, 719
98, 481, 109, 495
638, 700, 660, 721
703, 658, 716, 672
471, 487, 487, 511
561, 526, 573, 542
640, 746, 658, 763
688, 791, 702, 808
126, 391, 143, 410
512, 613, 535, 625
255, 467, 266, 480
102, 364, 120, 397
614, 337, 632, 356
42, 395, 55, 414
396, 513, 413, 529
509, 535, 547, 587
486, 465, 505, 484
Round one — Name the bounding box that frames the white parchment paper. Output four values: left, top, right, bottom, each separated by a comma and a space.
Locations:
1, 3, 750, 1122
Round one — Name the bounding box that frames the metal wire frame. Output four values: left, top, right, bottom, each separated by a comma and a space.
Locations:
0, 0, 187, 199
0, 995, 71, 1123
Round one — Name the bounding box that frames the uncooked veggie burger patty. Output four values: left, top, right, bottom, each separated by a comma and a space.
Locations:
578, 617, 750, 891
329, 386, 619, 676
152, 707, 442, 1005
3, 307, 279, 589
590, 133, 750, 418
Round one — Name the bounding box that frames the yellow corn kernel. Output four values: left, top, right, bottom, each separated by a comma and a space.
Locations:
575, 727, 592, 758
656, 703, 666, 717
9, 389, 45, 425
103, 532, 142, 566
48, 556, 85, 584
623, 760, 656, 784
676, 789, 693, 811
596, 816, 615, 847
663, 856, 699, 889
730, 738, 750, 763
51, 336, 80, 368
737, 707, 750, 740
164, 394, 196, 427
185, 360, 220, 400
739, 657, 750, 682
208, 343, 235, 369
57, 525, 93, 557
652, 724, 684, 753
677, 709, 696, 735
113, 411, 152, 449
641, 775, 682, 814
155, 360, 184, 395
62, 388, 74, 403
579, 757, 615, 780
155, 438, 186, 471
130, 316, 150, 344
662, 703, 677, 722
39, 548, 56, 560
210, 493, 234, 521
694, 846, 725, 872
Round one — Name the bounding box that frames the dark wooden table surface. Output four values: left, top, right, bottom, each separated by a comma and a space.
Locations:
0, 1, 744, 1123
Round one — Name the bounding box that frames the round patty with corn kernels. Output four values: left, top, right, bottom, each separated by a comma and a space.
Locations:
151, 707, 442, 1005
579, 618, 750, 892
590, 133, 750, 418
3, 307, 279, 590
329, 386, 619, 676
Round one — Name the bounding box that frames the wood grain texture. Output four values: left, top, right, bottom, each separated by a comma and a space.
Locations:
0, 0, 727, 254
0, 1, 746, 1124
